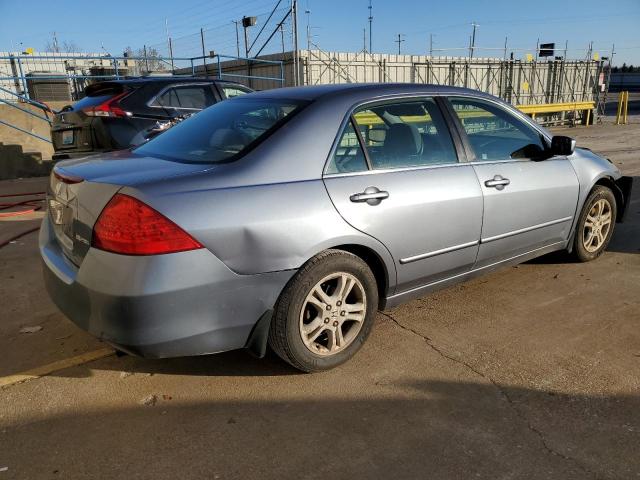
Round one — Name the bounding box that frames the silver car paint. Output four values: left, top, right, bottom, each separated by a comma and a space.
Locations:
323, 165, 483, 292
42, 83, 626, 358
471, 158, 579, 267
122, 179, 396, 277
41, 216, 294, 357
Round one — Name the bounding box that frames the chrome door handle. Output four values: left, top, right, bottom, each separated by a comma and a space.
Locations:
350, 186, 389, 205
484, 175, 510, 190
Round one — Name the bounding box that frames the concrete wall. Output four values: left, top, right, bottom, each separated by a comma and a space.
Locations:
0, 101, 70, 179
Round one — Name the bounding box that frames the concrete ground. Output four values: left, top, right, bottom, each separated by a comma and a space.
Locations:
0, 120, 638, 479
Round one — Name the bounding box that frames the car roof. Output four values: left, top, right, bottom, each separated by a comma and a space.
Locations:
105, 77, 238, 85
245, 83, 495, 102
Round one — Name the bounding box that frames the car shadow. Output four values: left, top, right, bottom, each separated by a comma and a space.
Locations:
606, 176, 640, 255
2, 379, 639, 478
53, 347, 302, 379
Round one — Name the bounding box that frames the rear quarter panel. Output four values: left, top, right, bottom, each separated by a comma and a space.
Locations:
123, 177, 397, 288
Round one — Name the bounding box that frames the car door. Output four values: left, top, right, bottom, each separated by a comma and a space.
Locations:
323, 97, 483, 294
445, 96, 580, 268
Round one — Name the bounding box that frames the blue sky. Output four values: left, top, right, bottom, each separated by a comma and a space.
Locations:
0, 0, 638, 65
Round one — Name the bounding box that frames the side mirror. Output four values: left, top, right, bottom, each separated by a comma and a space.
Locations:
550, 136, 576, 156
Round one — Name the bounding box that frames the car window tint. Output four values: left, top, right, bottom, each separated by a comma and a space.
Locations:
154, 88, 181, 108
223, 86, 250, 98
152, 85, 214, 110
174, 86, 215, 109
134, 98, 306, 164
326, 120, 368, 174
449, 97, 546, 161
352, 98, 458, 169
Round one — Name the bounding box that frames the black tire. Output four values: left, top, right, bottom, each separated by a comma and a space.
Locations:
268, 249, 378, 373
571, 185, 617, 262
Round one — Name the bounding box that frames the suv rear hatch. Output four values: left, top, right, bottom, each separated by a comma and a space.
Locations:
51, 82, 133, 157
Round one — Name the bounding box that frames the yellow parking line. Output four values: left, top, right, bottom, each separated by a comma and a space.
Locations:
0, 347, 115, 389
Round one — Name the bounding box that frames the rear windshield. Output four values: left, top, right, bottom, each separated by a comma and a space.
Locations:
73, 83, 127, 110
134, 97, 307, 163
73, 94, 115, 110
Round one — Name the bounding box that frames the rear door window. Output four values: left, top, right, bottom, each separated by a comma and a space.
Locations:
221, 85, 251, 99
352, 98, 458, 169
326, 120, 369, 174
152, 85, 215, 111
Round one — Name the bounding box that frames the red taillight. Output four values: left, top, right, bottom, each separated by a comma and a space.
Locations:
92, 194, 203, 255
82, 92, 130, 118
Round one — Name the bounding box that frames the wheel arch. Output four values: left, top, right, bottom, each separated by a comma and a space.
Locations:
593, 176, 625, 222
329, 243, 391, 309
567, 175, 624, 254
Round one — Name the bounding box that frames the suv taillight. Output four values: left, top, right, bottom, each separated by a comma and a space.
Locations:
82, 92, 131, 118
92, 194, 203, 255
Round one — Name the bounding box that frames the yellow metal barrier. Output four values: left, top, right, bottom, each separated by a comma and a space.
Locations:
616, 91, 629, 125
516, 101, 595, 126
353, 101, 596, 128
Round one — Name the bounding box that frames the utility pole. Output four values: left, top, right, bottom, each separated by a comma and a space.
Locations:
232, 20, 240, 57
368, 0, 373, 53
280, 24, 285, 56
503, 36, 508, 61
469, 22, 478, 59
243, 17, 250, 57
292, 0, 299, 86
305, 8, 311, 51
395, 33, 405, 55
165, 19, 174, 72
429, 33, 433, 57
363, 28, 367, 53
143, 44, 149, 73
200, 28, 207, 77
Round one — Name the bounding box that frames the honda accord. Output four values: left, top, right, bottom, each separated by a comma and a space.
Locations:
41, 83, 632, 372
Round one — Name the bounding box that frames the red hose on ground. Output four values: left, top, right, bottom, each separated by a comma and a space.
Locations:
0, 192, 46, 248
0, 192, 46, 218
0, 191, 46, 198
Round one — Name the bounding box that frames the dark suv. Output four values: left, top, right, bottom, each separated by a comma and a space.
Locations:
51, 77, 252, 160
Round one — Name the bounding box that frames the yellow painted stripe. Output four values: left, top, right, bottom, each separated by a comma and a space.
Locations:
0, 347, 115, 389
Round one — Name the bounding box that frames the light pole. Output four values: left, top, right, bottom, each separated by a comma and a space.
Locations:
232, 20, 240, 57
469, 22, 478, 59
242, 16, 257, 58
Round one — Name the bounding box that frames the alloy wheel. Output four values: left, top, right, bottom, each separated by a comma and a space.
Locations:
582, 198, 612, 253
299, 272, 367, 356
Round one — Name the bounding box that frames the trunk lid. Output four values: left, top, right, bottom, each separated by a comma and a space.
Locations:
48, 150, 214, 265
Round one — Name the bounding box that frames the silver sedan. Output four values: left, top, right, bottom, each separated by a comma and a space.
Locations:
41, 84, 633, 372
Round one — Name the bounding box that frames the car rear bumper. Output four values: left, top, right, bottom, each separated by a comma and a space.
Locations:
39, 216, 295, 358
